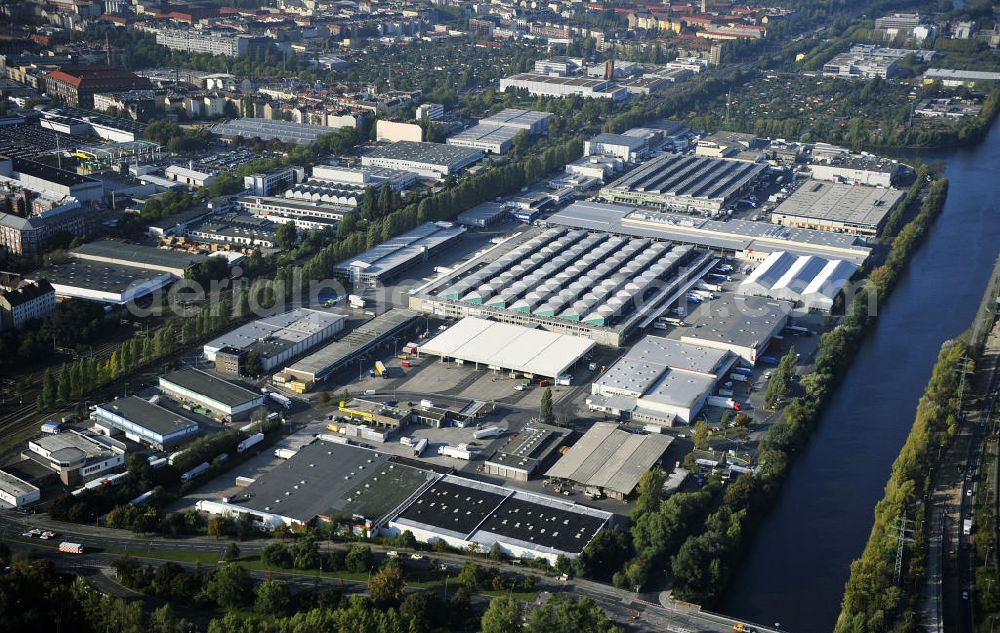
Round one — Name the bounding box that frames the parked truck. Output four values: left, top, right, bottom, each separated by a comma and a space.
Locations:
696, 281, 722, 292
375, 361, 387, 377
59, 542, 84, 554
412, 438, 428, 457
964, 519, 973, 536
707, 396, 740, 410
181, 462, 210, 481
473, 426, 501, 440
732, 367, 753, 376
269, 392, 292, 409
237, 432, 265, 453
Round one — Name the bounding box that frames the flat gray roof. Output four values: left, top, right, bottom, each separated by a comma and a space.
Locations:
72, 239, 206, 270
210, 118, 332, 144
160, 367, 261, 407
96, 395, 198, 436
32, 260, 173, 294
587, 132, 648, 150
671, 293, 792, 349
0, 469, 39, 497
364, 141, 483, 167
479, 108, 554, 129
236, 441, 434, 523
545, 422, 673, 496
449, 123, 518, 144
505, 73, 613, 88
774, 180, 904, 228
457, 201, 508, 224
204, 308, 345, 356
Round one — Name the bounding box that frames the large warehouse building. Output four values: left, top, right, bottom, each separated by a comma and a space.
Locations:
670, 294, 792, 364
587, 337, 736, 426
545, 422, 673, 500
70, 239, 207, 277
770, 180, 906, 236
92, 395, 199, 450
479, 109, 554, 134
738, 250, 857, 312
361, 141, 483, 179
0, 470, 40, 508
386, 474, 613, 562
419, 318, 596, 380
159, 368, 265, 421
203, 309, 346, 372
546, 201, 872, 265
599, 153, 768, 214
281, 309, 420, 385
334, 222, 466, 288
499, 73, 627, 101
409, 226, 716, 346
447, 124, 519, 154
199, 440, 612, 562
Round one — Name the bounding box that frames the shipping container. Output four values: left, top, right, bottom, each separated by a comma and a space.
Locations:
59, 542, 84, 554
129, 490, 154, 506
438, 445, 474, 460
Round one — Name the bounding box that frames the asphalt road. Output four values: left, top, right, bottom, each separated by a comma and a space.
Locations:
0, 509, 787, 633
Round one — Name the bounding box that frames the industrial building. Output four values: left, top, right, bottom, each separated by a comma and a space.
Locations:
565, 155, 625, 181
334, 222, 466, 288
236, 195, 353, 227
456, 202, 510, 228
70, 239, 206, 277
281, 309, 420, 385
209, 440, 438, 530
600, 153, 768, 215
28, 259, 176, 305
27, 431, 125, 485
737, 251, 857, 312
822, 45, 933, 79
0, 155, 103, 202
361, 141, 484, 179
244, 166, 305, 196
483, 424, 570, 481
923, 68, 1000, 86
311, 164, 419, 191
0, 470, 40, 508
670, 294, 792, 364
203, 309, 346, 372
409, 226, 715, 346
91, 396, 199, 450
807, 148, 904, 188
770, 180, 905, 236
499, 73, 627, 101
210, 118, 335, 145
584, 133, 648, 163
386, 474, 612, 562
546, 201, 872, 265
588, 337, 736, 426
284, 180, 363, 208
479, 109, 554, 134
185, 213, 279, 249
165, 165, 216, 189
420, 318, 595, 380
447, 124, 519, 154
159, 368, 265, 421
545, 422, 673, 500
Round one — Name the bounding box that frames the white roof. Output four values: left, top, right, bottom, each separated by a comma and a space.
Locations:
419, 317, 595, 378
739, 250, 856, 311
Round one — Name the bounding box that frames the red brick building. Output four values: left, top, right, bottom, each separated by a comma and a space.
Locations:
43, 65, 151, 108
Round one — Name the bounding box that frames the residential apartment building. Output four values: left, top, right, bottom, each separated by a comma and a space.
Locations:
0, 279, 55, 330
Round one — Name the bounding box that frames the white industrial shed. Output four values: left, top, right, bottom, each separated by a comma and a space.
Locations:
419, 317, 595, 379
738, 250, 856, 312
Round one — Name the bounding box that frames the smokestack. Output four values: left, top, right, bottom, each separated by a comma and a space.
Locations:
604, 59, 615, 80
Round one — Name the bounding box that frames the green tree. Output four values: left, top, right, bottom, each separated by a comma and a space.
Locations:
693, 421, 709, 450
369, 564, 405, 608
345, 544, 372, 573
244, 349, 263, 377
540, 387, 554, 424
481, 596, 523, 633
204, 564, 253, 609
40, 367, 56, 409
254, 578, 292, 617
223, 542, 240, 562
275, 222, 298, 249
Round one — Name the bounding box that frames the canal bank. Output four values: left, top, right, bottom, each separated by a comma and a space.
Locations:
722, 121, 1000, 632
